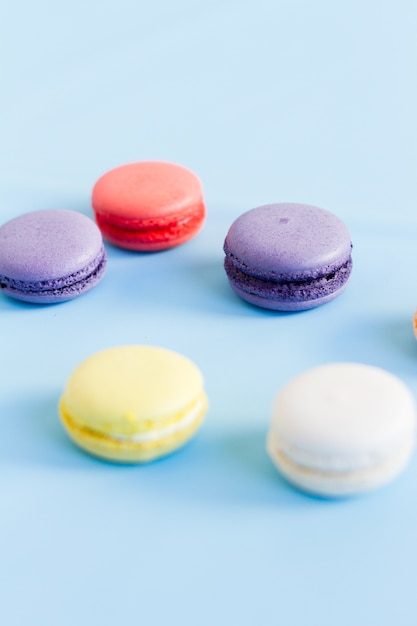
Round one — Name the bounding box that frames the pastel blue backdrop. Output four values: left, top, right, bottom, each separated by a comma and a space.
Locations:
1, 2, 417, 625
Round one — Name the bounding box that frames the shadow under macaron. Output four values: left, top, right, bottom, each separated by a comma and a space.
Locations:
0, 293, 39, 311
98, 424, 340, 509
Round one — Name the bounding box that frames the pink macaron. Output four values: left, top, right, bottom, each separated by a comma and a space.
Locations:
92, 161, 206, 252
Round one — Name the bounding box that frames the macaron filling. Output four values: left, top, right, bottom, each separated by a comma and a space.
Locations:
0, 245, 107, 299
267, 433, 414, 495
267, 431, 414, 474
95, 203, 205, 247
224, 252, 352, 304
60, 393, 207, 447
113, 397, 206, 442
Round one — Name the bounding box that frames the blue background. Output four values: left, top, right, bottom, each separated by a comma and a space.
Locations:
1, 2, 417, 625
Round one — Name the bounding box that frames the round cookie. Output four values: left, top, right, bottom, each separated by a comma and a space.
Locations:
267, 363, 416, 496
92, 161, 206, 251
0, 209, 107, 304
223, 203, 352, 311
60, 345, 208, 463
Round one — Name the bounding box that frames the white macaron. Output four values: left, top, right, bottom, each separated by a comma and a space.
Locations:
267, 363, 416, 497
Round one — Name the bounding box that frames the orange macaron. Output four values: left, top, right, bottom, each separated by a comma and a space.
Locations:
92, 161, 206, 251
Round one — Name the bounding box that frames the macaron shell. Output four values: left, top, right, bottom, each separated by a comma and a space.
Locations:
60, 346, 205, 436
0, 210, 104, 281
271, 363, 415, 461
224, 203, 352, 279
92, 161, 204, 220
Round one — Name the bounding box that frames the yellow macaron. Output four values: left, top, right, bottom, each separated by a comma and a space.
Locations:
59, 345, 208, 462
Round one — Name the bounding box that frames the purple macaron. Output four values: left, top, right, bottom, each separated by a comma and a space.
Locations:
0, 209, 107, 304
223, 203, 352, 311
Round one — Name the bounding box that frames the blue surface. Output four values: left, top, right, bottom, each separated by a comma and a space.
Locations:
1, 2, 417, 625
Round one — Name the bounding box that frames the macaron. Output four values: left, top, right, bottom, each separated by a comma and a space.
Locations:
223, 203, 352, 311
92, 161, 206, 251
0, 209, 107, 304
59, 345, 208, 463
267, 363, 416, 497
